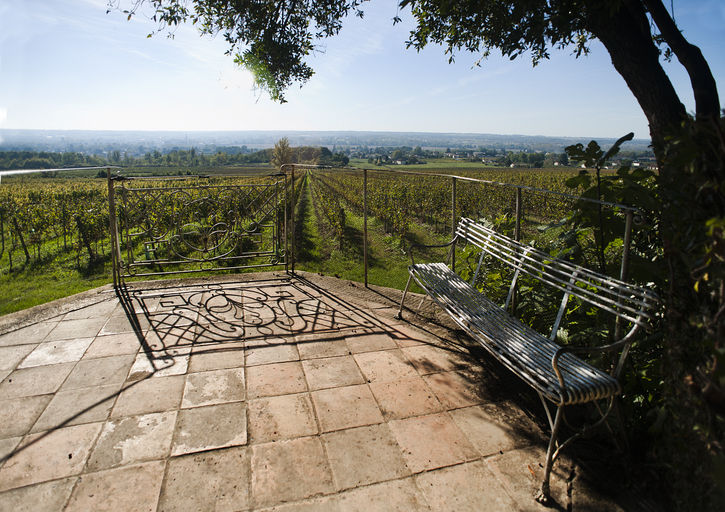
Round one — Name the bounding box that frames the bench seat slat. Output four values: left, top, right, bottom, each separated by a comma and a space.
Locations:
410, 262, 620, 405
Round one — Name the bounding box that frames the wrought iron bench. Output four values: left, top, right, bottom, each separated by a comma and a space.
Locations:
396, 217, 658, 503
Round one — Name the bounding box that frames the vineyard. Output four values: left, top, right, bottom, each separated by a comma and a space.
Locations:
0, 165, 629, 315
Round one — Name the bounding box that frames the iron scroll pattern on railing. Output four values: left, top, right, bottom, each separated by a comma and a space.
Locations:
110, 177, 287, 279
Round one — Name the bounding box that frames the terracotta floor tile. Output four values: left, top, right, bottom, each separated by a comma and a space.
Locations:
369, 376, 443, 420
337, 478, 431, 511
187, 343, 245, 372
0, 363, 75, 399
111, 375, 184, 418
61, 354, 135, 391
345, 332, 397, 353
246, 341, 299, 366
0, 395, 52, 438
415, 461, 518, 511
0, 322, 58, 347
158, 447, 250, 512
302, 355, 365, 390
64, 460, 165, 512
171, 401, 247, 456
251, 436, 333, 508
31, 383, 121, 433
423, 371, 484, 409
247, 361, 307, 398
46, 317, 108, 341
18, 338, 93, 368
83, 333, 142, 359
401, 345, 470, 375
311, 384, 383, 432
323, 424, 410, 490
389, 412, 478, 473
181, 368, 245, 408
353, 350, 418, 383
248, 393, 318, 443
0, 422, 102, 492
86, 411, 177, 471
0, 478, 76, 512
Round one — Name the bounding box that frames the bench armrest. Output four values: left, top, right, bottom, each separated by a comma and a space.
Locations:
550, 325, 643, 402
406, 237, 458, 265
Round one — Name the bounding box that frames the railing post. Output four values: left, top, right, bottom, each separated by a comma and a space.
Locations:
290, 166, 296, 274
283, 167, 289, 274
614, 210, 634, 339
511, 187, 523, 313
514, 187, 522, 241
363, 169, 368, 287
107, 168, 121, 288
451, 176, 457, 272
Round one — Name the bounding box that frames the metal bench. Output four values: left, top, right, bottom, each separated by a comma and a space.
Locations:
396, 217, 658, 503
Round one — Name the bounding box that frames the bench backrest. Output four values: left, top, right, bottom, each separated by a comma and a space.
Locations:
455, 217, 658, 330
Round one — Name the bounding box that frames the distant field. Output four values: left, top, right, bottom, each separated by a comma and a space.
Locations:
348, 157, 502, 170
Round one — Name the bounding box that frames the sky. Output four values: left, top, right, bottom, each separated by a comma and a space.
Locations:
1, 0, 724, 140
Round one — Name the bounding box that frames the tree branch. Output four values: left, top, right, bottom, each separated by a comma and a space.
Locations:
642, 0, 720, 119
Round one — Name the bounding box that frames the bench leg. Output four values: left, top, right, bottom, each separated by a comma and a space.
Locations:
395, 275, 413, 319
536, 404, 564, 505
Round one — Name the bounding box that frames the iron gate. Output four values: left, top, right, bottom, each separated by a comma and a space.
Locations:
108, 174, 288, 284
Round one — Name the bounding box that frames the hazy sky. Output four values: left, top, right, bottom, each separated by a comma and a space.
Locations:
1, 0, 724, 140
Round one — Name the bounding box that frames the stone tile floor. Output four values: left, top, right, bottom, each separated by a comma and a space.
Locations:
0, 272, 623, 511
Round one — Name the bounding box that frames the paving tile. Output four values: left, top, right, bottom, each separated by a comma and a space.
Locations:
401, 345, 470, 375
181, 368, 245, 408
0, 422, 102, 492
369, 376, 443, 420
353, 350, 418, 383
486, 445, 574, 512
158, 446, 249, 512
389, 412, 478, 473
302, 355, 365, 390
337, 478, 431, 511
62, 300, 118, 320
296, 335, 350, 360
248, 393, 317, 443
61, 354, 135, 391
323, 423, 410, 490
0, 369, 9, 383
423, 371, 484, 409
0, 363, 75, 399
0, 344, 36, 371
256, 495, 341, 512
251, 436, 334, 508
345, 332, 398, 353
246, 341, 299, 366
111, 375, 185, 418
415, 460, 518, 511
387, 323, 434, 348
171, 401, 247, 456
127, 348, 190, 381
0, 322, 59, 347
0, 395, 52, 438
31, 383, 121, 433
0, 477, 77, 512
247, 361, 307, 398
46, 317, 108, 341
0, 436, 22, 463
83, 333, 142, 359
64, 460, 165, 512
449, 404, 541, 457
98, 313, 148, 336
86, 411, 177, 471
188, 343, 245, 372
18, 338, 93, 368
311, 384, 383, 432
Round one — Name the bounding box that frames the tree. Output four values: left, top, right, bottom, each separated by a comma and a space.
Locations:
271, 137, 294, 168
117, 1, 724, 506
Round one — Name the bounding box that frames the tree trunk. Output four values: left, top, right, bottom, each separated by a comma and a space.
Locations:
586, 0, 687, 160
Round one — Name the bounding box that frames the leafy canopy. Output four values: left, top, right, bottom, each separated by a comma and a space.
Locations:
116, 1, 621, 101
